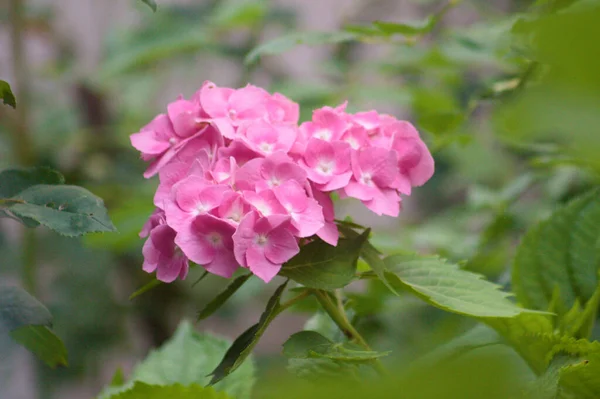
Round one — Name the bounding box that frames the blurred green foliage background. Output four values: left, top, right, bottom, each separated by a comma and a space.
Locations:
1, 0, 599, 397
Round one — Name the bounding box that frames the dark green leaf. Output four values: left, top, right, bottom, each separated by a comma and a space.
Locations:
129, 279, 162, 301
372, 20, 435, 36
0, 167, 64, 199
209, 280, 288, 384
104, 382, 231, 399
0, 285, 52, 332
140, 0, 157, 12
513, 189, 600, 314
198, 274, 251, 321
245, 31, 357, 64
337, 225, 398, 295
0, 80, 16, 108
7, 185, 116, 237
279, 230, 369, 290
283, 331, 389, 363
98, 321, 254, 399
10, 325, 68, 368
384, 254, 542, 318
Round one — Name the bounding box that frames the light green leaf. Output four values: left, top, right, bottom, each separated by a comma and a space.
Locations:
209, 280, 287, 385
558, 282, 600, 339
485, 313, 556, 374
140, 0, 157, 12
0, 285, 52, 332
245, 31, 358, 64
283, 331, 389, 363
105, 382, 230, 399
0, 167, 64, 198
198, 274, 251, 321
98, 321, 254, 399
279, 231, 368, 290
10, 325, 68, 368
384, 254, 541, 318
513, 189, 600, 314
0, 80, 16, 108
6, 185, 116, 237
129, 279, 162, 301
211, 0, 267, 29
560, 352, 600, 398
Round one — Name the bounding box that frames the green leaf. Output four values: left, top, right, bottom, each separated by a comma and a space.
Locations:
283, 331, 389, 363
558, 281, 600, 339
140, 0, 157, 12
513, 189, 600, 314
10, 325, 68, 368
0, 285, 52, 332
0, 167, 64, 198
384, 254, 540, 318
198, 274, 251, 321
485, 313, 555, 374
337, 225, 399, 295
110, 367, 126, 387
279, 230, 369, 290
211, 0, 267, 29
209, 280, 288, 385
0, 80, 16, 108
129, 279, 162, 301
560, 352, 600, 398
104, 382, 230, 399
6, 185, 116, 237
98, 321, 254, 399
245, 31, 357, 64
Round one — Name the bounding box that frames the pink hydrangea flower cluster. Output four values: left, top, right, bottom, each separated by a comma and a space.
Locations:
132, 81, 434, 284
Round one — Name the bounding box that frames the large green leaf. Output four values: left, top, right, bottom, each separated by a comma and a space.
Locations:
0, 167, 64, 198
198, 274, 252, 321
0, 286, 68, 368
245, 31, 358, 64
99, 321, 254, 399
105, 382, 230, 399
513, 189, 600, 313
283, 331, 389, 363
6, 185, 116, 237
279, 231, 368, 290
0, 285, 52, 332
0, 80, 16, 108
209, 280, 287, 385
10, 325, 68, 368
384, 254, 538, 318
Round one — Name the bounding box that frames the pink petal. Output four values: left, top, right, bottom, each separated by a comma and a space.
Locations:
156, 256, 188, 283
356, 147, 399, 188
304, 138, 334, 168
316, 221, 339, 246
343, 180, 379, 201
315, 171, 353, 192
130, 131, 171, 156
246, 245, 281, 283
313, 107, 347, 140
167, 99, 202, 138
235, 158, 263, 191
363, 188, 401, 217
273, 180, 309, 213
265, 227, 299, 264
311, 186, 335, 221
230, 85, 269, 120
205, 249, 239, 278
289, 198, 324, 238
244, 190, 286, 217
200, 81, 233, 118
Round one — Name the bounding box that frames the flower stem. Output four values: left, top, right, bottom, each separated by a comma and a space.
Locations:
275, 289, 311, 316
313, 289, 388, 376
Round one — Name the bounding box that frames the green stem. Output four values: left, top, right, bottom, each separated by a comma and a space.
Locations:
9, 0, 35, 166
313, 289, 388, 376
275, 289, 311, 317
